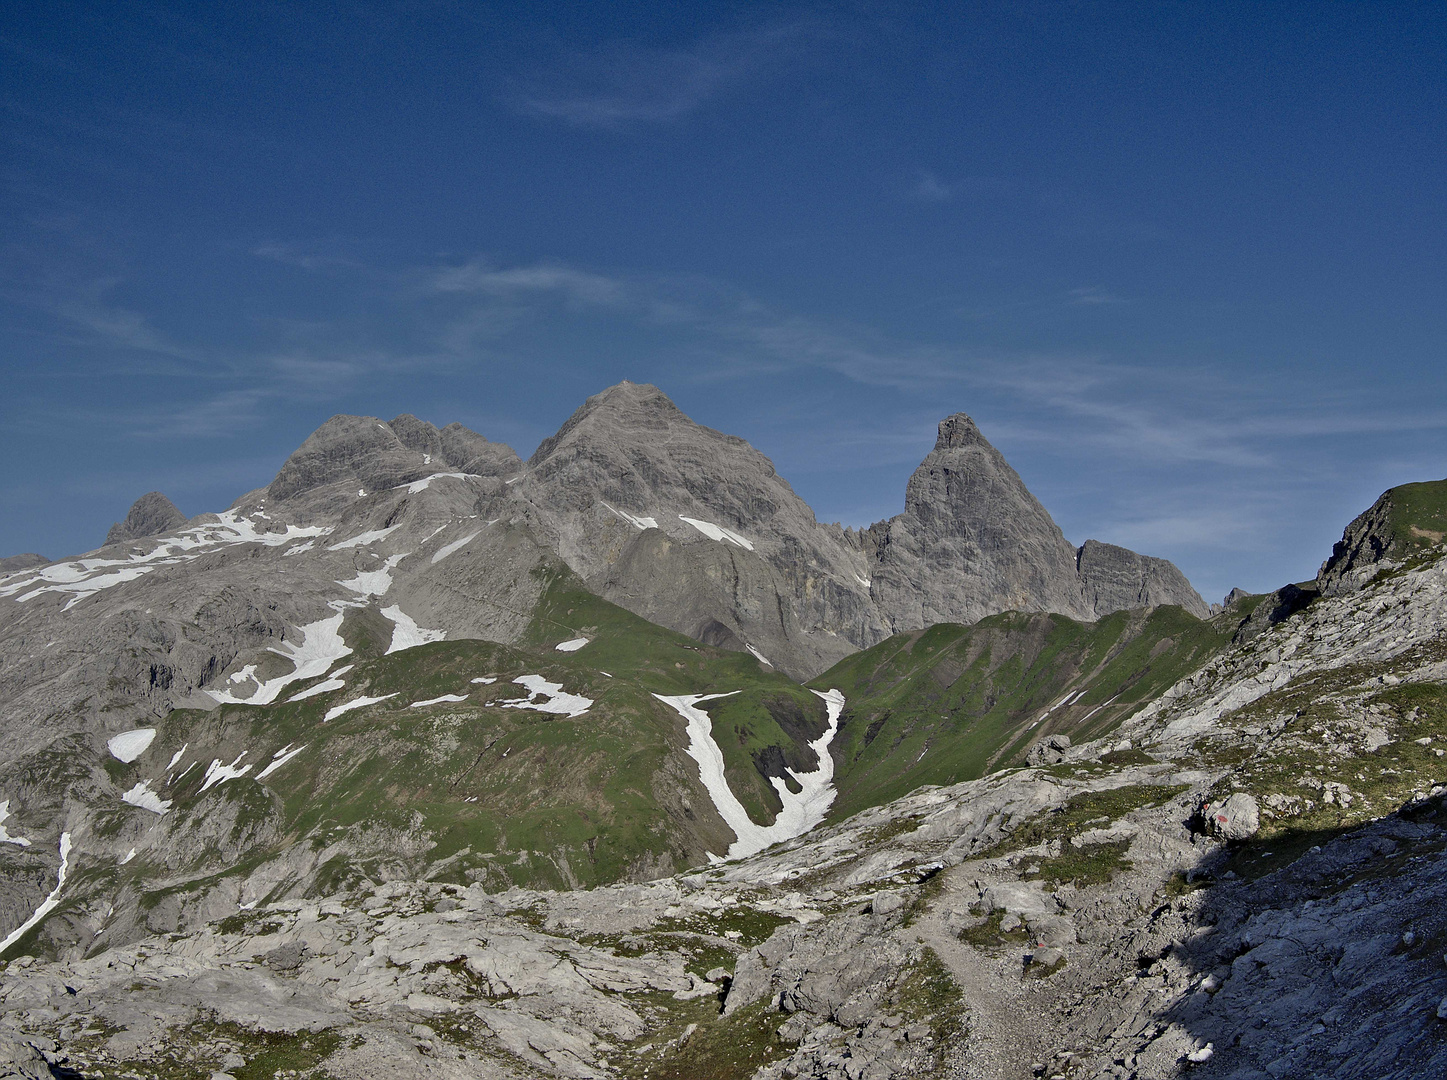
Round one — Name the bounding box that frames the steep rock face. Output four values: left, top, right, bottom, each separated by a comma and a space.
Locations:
1318, 478, 1447, 595
105, 493, 187, 545
518, 382, 882, 679
1076, 538, 1208, 618
866, 414, 1094, 631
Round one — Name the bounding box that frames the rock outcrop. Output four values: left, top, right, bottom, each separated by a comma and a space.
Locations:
0, 554, 47, 574
1076, 538, 1210, 619
104, 492, 187, 545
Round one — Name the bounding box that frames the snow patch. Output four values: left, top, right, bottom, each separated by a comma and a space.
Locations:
400, 472, 480, 494
119, 848, 137, 865
108, 728, 157, 763
328, 525, 400, 551
500, 676, 593, 718
431, 531, 481, 565
854, 574, 871, 588
555, 638, 589, 652
382, 606, 446, 653
167, 745, 188, 770
603, 503, 658, 531
470, 676, 496, 685
411, 694, 469, 708
0, 800, 31, 847
746, 645, 772, 667
653, 687, 845, 860
679, 516, 754, 551
0, 832, 72, 957
205, 613, 352, 706
256, 744, 307, 780
337, 552, 408, 597
324, 694, 398, 722
200, 753, 252, 791
287, 664, 354, 702
121, 781, 171, 815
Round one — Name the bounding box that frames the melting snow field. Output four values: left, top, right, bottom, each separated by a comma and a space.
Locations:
0, 510, 328, 609
0, 800, 31, 847
107, 728, 157, 763
120, 781, 171, 815
555, 638, 589, 652
382, 606, 447, 653
400, 472, 480, 494
336, 553, 408, 598
679, 516, 755, 551
323, 694, 398, 722
603, 503, 659, 531
431, 530, 481, 565
256, 744, 307, 780
0, 833, 72, 958
206, 614, 353, 706
200, 753, 252, 791
746, 645, 773, 667
654, 687, 846, 860
500, 676, 593, 718
411, 694, 469, 707
328, 525, 401, 551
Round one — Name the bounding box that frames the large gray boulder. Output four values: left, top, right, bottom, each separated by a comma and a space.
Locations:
105, 492, 187, 545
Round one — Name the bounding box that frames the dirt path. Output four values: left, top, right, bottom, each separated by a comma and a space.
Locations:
904, 867, 1056, 1080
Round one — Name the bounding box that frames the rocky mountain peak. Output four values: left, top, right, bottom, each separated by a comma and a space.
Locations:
527, 381, 696, 468
934, 412, 987, 451
105, 492, 187, 545
265, 414, 519, 507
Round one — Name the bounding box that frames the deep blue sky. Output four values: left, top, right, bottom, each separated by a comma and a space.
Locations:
3, 2, 1444, 603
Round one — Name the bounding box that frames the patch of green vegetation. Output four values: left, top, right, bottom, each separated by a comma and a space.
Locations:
957, 910, 1031, 951
814, 606, 1231, 820
1383, 479, 1447, 559
1027, 839, 1133, 888
887, 946, 966, 1043
622, 999, 789, 1080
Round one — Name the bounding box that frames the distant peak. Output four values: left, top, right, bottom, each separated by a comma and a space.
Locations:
106, 492, 187, 545
934, 413, 986, 451
590, 380, 681, 413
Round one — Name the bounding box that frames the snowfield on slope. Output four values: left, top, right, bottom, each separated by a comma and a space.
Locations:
653, 688, 845, 860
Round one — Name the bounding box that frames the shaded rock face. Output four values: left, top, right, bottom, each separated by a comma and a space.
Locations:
1076, 539, 1209, 619
518, 381, 883, 678
105, 493, 187, 546
865, 414, 1093, 632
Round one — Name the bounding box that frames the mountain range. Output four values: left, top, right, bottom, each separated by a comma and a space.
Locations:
1, 382, 1444, 1080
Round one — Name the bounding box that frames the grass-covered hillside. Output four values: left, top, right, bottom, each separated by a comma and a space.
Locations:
811, 601, 1254, 818
79, 568, 832, 945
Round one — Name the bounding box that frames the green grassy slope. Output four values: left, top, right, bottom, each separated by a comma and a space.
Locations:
101, 568, 827, 911
812, 602, 1248, 819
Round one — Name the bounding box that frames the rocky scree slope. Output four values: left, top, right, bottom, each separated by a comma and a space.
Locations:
0, 479, 1444, 1079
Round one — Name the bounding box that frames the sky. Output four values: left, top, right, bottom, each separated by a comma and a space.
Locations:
2, 1, 1444, 604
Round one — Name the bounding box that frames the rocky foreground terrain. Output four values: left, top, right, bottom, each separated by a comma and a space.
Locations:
1, 386, 1445, 1079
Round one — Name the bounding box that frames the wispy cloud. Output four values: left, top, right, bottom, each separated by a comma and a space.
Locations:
911, 171, 953, 202
1066, 286, 1128, 305
510, 23, 812, 129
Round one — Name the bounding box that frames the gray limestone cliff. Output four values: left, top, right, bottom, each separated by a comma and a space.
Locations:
1076, 538, 1209, 619
518, 381, 881, 679
105, 492, 187, 546
864, 414, 1093, 631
